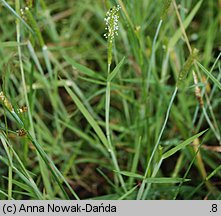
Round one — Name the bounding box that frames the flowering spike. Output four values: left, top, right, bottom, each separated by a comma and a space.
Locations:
104, 5, 120, 42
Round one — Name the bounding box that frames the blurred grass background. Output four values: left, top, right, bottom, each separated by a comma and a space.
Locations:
0, 0, 221, 199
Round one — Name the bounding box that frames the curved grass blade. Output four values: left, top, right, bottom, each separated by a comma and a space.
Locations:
162, 129, 208, 160
118, 185, 138, 200
107, 57, 125, 82
64, 56, 105, 80
63, 82, 109, 148
197, 62, 221, 90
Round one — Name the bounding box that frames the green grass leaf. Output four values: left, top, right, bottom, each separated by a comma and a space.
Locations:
197, 61, 221, 90
145, 177, 191, 184
64, 82, 109, 148
113, 170, 144, 179
107, 57, 125, 82
162, 129, 208, 159
64, 56, 105, 80
118, 185, 138, 200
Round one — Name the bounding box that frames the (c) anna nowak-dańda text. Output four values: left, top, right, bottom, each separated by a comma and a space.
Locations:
17, 203, 117, 213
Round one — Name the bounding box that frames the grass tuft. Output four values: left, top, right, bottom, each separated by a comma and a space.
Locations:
0, 0, 220, 200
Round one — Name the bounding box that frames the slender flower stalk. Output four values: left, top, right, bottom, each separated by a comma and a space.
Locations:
104, 5, 127, 192
104, 5, 120, 140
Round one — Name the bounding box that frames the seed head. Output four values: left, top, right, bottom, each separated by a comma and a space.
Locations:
16, 128, 27, 137
0, 91, 14, 112
104, 5, 120, 43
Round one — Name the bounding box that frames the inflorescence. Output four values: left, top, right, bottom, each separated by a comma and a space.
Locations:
104, 5, 120, 43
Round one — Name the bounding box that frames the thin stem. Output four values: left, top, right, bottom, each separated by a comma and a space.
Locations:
105, 64, 111, 141
105, 63, 127, 192
2, 78, 12, 199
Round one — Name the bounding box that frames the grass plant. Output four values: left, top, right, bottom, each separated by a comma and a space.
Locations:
0, 0, 220, 200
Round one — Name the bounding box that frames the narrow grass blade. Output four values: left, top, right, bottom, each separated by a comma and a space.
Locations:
162, 129, 208, 160
64, 56, 105, 80
0, 134, 43, 199
0, 132, 13, 200
197, 62, 221, 90
0, 41, 27, 47
1, 110, 78, 199
187, 164, 221, 199
137, 87, 178, 200
107, 57, 125, 82
28, 134, 79, 199
63, 82, 109, 148
145, 177, 190, 184
118, 185, 138, 200
0, 157, 43, 199
38, 156, 54, 198
96, 168, 116, 188
0, 190, 12, 199
113, 170, 144, 179
129, 136, 142, 187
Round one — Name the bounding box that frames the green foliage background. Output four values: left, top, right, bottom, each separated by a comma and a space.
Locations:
0, 0, 220, 199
